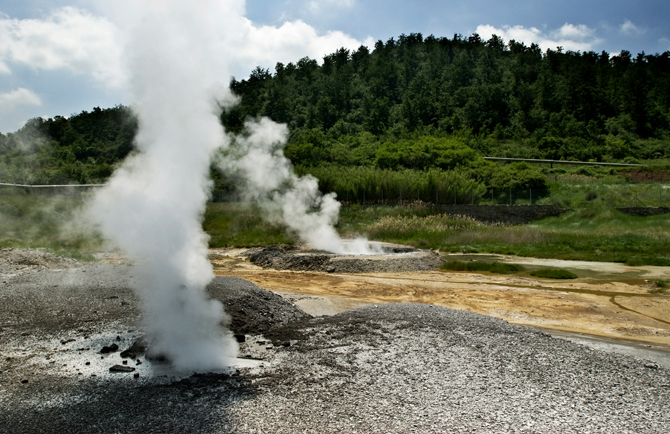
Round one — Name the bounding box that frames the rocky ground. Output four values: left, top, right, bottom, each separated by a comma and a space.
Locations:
0, 248, 81, 276
1, 258, 669, 433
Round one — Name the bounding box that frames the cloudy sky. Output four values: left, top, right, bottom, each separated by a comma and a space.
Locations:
0, 0, 668, 133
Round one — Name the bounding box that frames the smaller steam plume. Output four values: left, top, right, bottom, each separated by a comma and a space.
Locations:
217, 117, 383, 255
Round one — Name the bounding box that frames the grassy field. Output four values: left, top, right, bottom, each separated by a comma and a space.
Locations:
2, 191, 669, 266
345, 204, 670, 266
0, 191, 100, 260
202, 201, 670, 266
203, 202, 294, 247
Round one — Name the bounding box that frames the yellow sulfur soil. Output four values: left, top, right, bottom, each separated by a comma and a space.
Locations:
210, 248, 670, 347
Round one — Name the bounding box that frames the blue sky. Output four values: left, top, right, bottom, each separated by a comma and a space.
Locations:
0, 0, 668, 133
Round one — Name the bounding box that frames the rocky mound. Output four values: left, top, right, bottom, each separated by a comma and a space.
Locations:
0, 248, 80, 275
249, 244, 444, 273
207, 276, 311, 335
2, 268, 670, 433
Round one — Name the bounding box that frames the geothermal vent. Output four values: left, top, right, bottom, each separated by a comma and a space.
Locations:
249, 242, 444, 273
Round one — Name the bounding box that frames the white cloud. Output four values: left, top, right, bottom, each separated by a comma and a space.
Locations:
476, 23, 602, 52
238, 19, 373, 72
0, 87, 42, 110
0, 1, 371, 121
0, 87, 43, 132
0, 7, 125, 87
620, 19, 645, 35
554, 23, 594, 40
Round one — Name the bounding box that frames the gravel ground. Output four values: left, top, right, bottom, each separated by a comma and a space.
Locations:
1, 262, 669, 433
249, 244, 444, 273
0, 248, 80, 277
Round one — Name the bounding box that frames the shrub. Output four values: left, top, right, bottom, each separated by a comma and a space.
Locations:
649, 280, 669, 294
530, 268, 578, 279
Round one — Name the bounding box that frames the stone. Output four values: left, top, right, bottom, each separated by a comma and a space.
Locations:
234, 334, 246, 343
109, 365, 135, 373
120, 350, 136, 359
100, 343, 119, 354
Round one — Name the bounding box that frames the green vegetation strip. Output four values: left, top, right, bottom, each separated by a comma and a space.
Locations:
440, 261, 525, 274
2, 194, 669, 267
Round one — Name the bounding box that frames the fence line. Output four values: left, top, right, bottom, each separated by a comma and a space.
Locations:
3, 182, 668, 209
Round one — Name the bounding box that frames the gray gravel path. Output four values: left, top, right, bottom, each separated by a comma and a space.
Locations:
1, 264, 669, 433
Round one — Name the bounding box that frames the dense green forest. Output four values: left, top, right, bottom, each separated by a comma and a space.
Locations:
0, 106, 136, 184
225, 33, 670, 165
1, 32, 669, 191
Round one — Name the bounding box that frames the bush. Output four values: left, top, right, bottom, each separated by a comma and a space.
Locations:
374, 136, 482, 170
649, 280, 668, 294
530, 268, 578, 279
440, 261, 525, 274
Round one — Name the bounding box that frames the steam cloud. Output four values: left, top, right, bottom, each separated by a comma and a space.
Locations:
217, 117, 382, 255
87, 0, 377, 371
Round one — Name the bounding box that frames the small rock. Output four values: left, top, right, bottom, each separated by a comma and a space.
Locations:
120, 350, 136, 359
125, 338, 148, 355
644, 363, 659, 369
122, 360, 128, 365
136, 359, 142, 365
109, 365, 135, 373
134, 373, 140, 379
100, 343, 118, 354
234, 334, 246, 343
60, 338, 75, 345
21, 379, 28, 384
85, 362, 90, 366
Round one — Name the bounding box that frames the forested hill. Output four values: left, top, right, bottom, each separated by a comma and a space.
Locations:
0, 106, 136, 184
223, 33, 670, 166
1, 32, 669, 186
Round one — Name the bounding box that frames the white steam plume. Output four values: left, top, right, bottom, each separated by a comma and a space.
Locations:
218, 117, 382, 255
88, 0, 377, 370
87, 1, 238, 371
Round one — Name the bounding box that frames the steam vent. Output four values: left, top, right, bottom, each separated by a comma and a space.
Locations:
249, 242, 443, 273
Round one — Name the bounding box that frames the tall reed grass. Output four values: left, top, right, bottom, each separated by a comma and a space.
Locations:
296, 166, 486, 204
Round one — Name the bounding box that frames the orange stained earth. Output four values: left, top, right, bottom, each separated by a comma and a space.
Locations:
210, 249, 670, 346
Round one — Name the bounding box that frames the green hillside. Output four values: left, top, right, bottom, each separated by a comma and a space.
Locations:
1, 32, 669, 189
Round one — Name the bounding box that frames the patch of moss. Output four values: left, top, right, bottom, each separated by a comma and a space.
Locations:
530, 268, 578, 279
